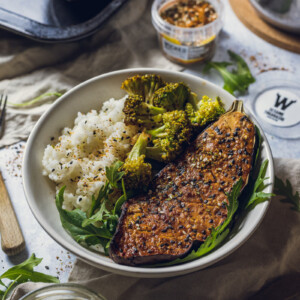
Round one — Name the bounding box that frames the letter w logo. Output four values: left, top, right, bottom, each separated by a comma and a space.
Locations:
274, 93, 297, 111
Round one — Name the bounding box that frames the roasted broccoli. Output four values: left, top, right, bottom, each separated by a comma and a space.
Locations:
121, 74, 165, 104
153, 82, 190, 111
185, 94, 225, 128
146, 110, 192, 162
122, 132, 152, 190
123, 95, 166, 126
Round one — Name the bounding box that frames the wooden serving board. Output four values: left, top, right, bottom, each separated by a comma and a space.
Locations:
229, 0, 300, 53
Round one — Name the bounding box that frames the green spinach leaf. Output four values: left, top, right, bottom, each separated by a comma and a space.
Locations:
56, 187, 112, 249
204, 50, 255, 95
0, 254, 59, 300
105, 161, 124, 189
56, 160, 132, 254
82, 162, 127, 227
245, 159, 274, 209
254, 125, 262, 167
0, 254, 59, 284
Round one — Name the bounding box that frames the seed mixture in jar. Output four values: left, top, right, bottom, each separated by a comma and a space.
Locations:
160, 0, 218, 28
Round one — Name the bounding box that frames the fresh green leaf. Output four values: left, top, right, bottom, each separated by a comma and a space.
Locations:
275, 177, 300, 212
121, 178, 127, 202
8, 92, 64, 108
82, 198, 110, 228
113, 191, 135, 216
56, 187, 112, 247
4, 254, 42, 273
113, 179, 135, 215
83, 202, 119, 236
87, 182, 110, 217
60, 217, 111, 244
2, 275, 21, 300
223, 178, 243, 227
246, 160, 274, 209
56, 160, 133, 256
105, 161, 124, 189
204, 50, 255, 95
0, 254, 59, 299
56, 187, 96, 232
0, 254, 58, 284
83, 161, 131, 227
88, 195, 97, 219
254, 125, 262, 167
113, 195, 127, 216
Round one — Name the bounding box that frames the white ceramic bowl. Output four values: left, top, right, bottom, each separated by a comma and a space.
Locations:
249, 0, 300, 34
23, 68, 274, 278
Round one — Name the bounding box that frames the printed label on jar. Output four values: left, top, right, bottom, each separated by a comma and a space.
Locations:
255, 88, 300, 127
162, 37, 208, 62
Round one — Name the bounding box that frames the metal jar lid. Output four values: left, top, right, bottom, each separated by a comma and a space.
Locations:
19, 283, 106, 300
246, 70, 300, 139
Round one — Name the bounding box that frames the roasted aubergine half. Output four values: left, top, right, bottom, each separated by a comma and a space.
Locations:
110, 100, 256, 266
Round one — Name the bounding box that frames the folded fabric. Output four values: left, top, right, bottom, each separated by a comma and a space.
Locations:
9, 158, 300, 300
0, 0, 181, 148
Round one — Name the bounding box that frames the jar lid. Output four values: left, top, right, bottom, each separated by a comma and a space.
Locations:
19, 283, 106, 300
246, 70, 300, 139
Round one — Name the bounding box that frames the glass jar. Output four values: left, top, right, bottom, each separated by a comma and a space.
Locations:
151, 0, 223, 64
19, 283, 106, 300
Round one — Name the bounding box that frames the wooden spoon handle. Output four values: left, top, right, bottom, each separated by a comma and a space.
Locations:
0, 171, 25, 255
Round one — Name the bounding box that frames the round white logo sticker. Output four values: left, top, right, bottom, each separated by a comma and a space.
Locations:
255, 88, 300, 127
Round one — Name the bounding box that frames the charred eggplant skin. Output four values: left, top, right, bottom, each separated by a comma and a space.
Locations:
109, 109, 256, 266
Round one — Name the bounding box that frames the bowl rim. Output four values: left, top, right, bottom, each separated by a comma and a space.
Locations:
22, 68, 274, 278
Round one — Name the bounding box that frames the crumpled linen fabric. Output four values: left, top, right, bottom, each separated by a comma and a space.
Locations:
9, 158, 300, 300
0, 0, 181, 148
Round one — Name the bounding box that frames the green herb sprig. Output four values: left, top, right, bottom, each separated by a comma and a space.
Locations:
241, 126, 274, 210
204, 50, 255, 95
0, 254, 59, 300
8, 91, 64, 108
56, 161, 130, 254
245, 160, 274, 209
275, 177, 300, 212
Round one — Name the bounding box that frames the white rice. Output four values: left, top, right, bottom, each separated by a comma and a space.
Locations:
42, 96, 139, 212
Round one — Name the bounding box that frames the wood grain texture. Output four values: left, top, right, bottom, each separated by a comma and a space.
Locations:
0, 171, 25, 256
229, 0, 300, 53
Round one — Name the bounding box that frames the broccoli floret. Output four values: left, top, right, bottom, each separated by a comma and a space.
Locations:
185, 94, 225, 128
146, 110, 192, 162
122, 132, 152, 190
121, 74, 165, 104
153, 82, 190, 111
123, 95, 166, 126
